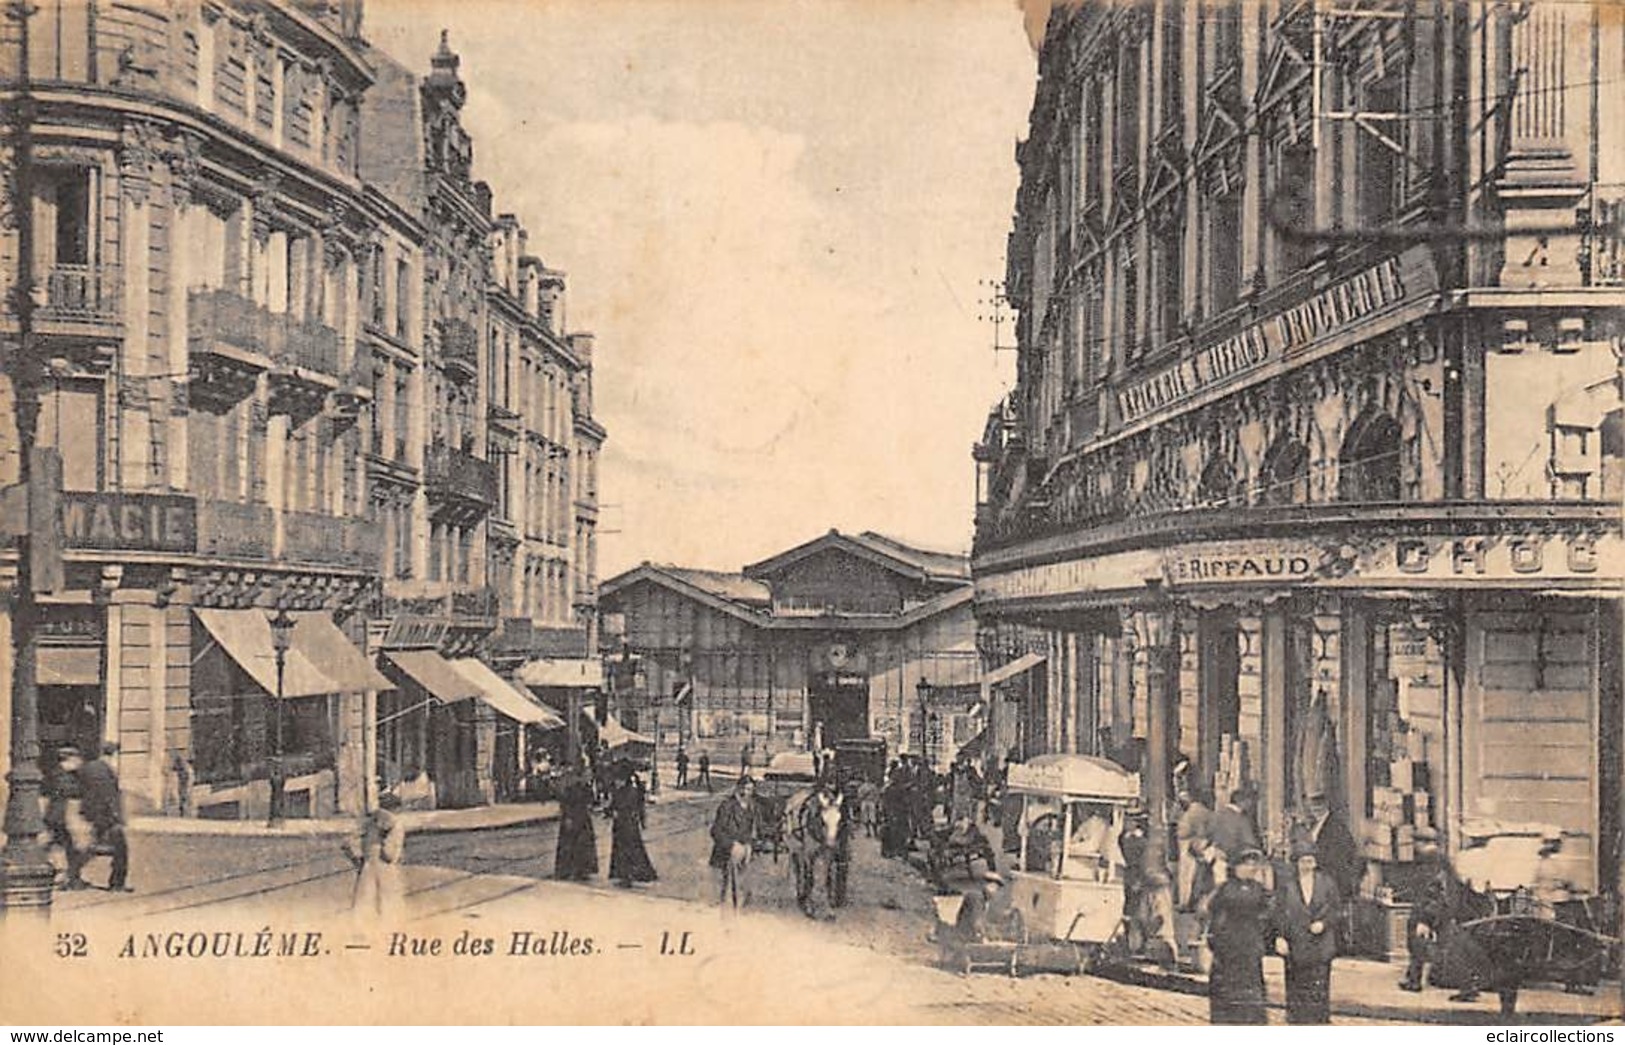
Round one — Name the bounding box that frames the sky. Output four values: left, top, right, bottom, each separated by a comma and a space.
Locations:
365, 0, 1036, 576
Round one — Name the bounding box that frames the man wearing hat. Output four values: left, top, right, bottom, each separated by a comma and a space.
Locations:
1273, 836, 1341, 1023
952, 868, 1011, 945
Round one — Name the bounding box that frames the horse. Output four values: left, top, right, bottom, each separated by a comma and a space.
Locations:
785, 787, 845, 920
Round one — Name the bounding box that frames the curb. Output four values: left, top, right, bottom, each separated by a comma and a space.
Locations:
126, 804, 561, 840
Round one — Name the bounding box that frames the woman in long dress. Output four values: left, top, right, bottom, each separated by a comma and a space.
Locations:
348, 793, 407, 919
554, 772, 599, 881
609, 769, 658, 887
1205, 848, 1273, 1024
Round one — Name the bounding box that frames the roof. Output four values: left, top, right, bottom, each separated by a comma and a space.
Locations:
743, 529, 970, 585
599, 564, 975, 633
663, 568, 771, 606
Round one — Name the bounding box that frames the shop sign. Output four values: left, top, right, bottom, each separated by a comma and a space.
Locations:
1163, 544, 1323, 587
1386, 624, 1433, 679
975, 548, 1164, 604
382, 615, 449, 650
38, 606, 105, 645
1359, 533, 1619, 583
61, 493, 197, 554
1116, 255, 1408, 426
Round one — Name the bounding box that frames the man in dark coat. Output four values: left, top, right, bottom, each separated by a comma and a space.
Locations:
1207, 848, 1272, 1025
608, 768, 657, 887
1272, 838, 1341, 1024
675, 748, 689, 789
709, 776, 758, 907
73, 743, 130, 891
44, 746, 85, 889
1207, 788, 1261, 875
697, 751, 713, 792
1401, 845, 1456, 991
553, 771, 599, 881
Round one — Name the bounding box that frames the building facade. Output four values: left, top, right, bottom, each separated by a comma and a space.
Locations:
0, 1, 603, 822
973, 0, 1623, 933
599, 531, 979, 771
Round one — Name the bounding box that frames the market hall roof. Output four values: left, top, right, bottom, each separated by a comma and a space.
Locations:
742, 529, 971, 586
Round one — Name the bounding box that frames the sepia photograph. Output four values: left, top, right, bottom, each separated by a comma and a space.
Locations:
0, 0, 1622, 1028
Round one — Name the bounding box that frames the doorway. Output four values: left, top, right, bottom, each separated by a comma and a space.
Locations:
808, 673, 868, 746
1198, 609, 1240, 799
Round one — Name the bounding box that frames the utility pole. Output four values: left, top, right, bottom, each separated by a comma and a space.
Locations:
1, 0, 59, 914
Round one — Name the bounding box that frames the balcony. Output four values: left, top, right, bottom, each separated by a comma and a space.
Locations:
32, 263, 124, 335
424, 442, 496, 520
197, 499, 276, 561
189, 290, 344, 413
283, 510, 383, 573
438, 317, 479, 381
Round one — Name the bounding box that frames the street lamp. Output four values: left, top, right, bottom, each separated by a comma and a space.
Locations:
267, 607, 295, 827
916, 677, 932, 767
1136, 583, 1174, 884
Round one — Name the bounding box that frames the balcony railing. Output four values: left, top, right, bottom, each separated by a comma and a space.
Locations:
197, 499, 276, 560
1582, 184, 1624, 287
38, 263, 123, 326
283, 510, 383, 573
424, 443, 497, 511
438, 317, 479, 378
189, 289, 343, 378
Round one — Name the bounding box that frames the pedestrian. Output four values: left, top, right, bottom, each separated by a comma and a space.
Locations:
1206, 848, 1272, 1025
697, 751, 713, 792
739, 742, 751, 778
553, 770, 599, 881
346, 792, 407, 919
1400, 844, 1453, 992
948, 869, 1012, 949
43, 746, 85, 889
608, 766, 657, 888
1272, 837, 1341, 1024
73, 742, 130, 892
675, 747, 689, 789
1205, 787, 1260, 886
880, 770, 911, 858
1176, 787, 1213, 911
709, 775, 758, 909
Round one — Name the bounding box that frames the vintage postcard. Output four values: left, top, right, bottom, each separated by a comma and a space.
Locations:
0, 0, 1622, 1027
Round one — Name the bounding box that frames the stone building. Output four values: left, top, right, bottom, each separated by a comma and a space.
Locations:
0, 1, 603, 821
973, 0, 1623, 943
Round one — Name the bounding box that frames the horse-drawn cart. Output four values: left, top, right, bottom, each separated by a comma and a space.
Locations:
754, 752, 820, 861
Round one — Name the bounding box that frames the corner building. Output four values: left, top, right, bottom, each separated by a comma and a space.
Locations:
0, 2, 604, 820
972, 0, 1623, 944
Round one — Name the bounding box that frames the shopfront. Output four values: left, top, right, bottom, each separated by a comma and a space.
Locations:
975, 514, 1624, 924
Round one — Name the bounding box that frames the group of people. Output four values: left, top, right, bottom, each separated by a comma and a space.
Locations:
672, 747, 713, 792
553, 761, 658, 888
42, 742, 131, 893
878, 754, 985, 858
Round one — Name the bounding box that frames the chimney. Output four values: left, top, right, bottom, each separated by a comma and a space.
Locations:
567, 332, 595, 366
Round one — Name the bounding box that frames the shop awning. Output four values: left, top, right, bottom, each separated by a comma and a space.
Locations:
193, 608, 334, 698
581, 709, 654, 751
517, 658, 604, 688
982, 651, 1046, 687
383, 649, 482, 704
450, 658, 565, 728
293, 613, 394, 692
37, 647, 100, 687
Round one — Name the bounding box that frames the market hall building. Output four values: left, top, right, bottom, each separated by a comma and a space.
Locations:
598, 530, 981, 770
971, 0, 1624, 947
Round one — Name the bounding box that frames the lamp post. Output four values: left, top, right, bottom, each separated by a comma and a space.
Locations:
267, 608, 295, 827
0, 0, 58, 914
916, 677, 932, 767
1137, 588, 1174, 880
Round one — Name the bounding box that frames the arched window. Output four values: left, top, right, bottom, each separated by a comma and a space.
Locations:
1339, 409, 1403, 502
1259, 436, 1310, 506
1197, 455, 1236, 507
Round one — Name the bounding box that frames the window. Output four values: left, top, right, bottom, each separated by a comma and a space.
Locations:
1339, 409, 1404, 502
37, 167, 93, 270
1116, 46, 1141, 176
396, 259, 412, 338
1160, 1, 1183, 132
1269, 142, 1316, 283
1259, 435, 1310, 506
394, 371, 410, 462
39, 380, 103, 491
1357, 75, 1404, 228
1205, 188, 1243, 313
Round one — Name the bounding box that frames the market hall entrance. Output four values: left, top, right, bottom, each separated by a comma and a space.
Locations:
809, 672, 869, 746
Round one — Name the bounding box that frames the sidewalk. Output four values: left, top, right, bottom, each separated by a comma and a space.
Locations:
1096, 952, 1622, 1025
127, 800, 560, 838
